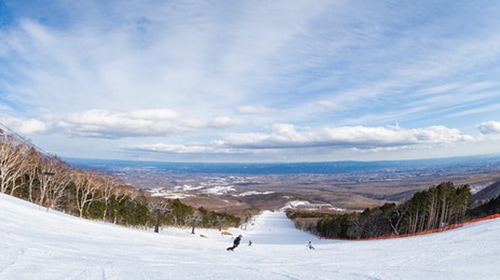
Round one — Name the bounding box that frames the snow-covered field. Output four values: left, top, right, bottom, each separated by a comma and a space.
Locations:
1, 193, 499, 280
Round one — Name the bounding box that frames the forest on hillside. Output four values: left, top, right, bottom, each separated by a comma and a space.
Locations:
288, 181, 500, 239
0, 128, 240, 232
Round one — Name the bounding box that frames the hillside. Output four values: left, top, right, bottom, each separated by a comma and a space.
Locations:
473, 180, 500, 201
1, 193, 499, 279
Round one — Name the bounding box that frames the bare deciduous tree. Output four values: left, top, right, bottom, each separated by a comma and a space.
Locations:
0, 134, 32, 195
99, 174, 124, 221
72, 170, 101, 217
42, 157, 73, 211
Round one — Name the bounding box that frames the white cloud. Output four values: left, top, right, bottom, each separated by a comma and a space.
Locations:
208, 116, 247, 129
53, 109, 245, 139
116, 124, 478, 162
18, 119, 47, 134
128, 109, 179, 120
316, 100, 346, 111
222, 124, 474, 149
235, 105, 277, 114
121, 142, 231, 154
55, 109, 185, 138
2, 117, 48, 135
477, 121, 500, 134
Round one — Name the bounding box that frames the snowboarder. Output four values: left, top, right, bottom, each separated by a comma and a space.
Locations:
227, 235, 242, 251
306, 241, 315, 250
248, 240, 252, 246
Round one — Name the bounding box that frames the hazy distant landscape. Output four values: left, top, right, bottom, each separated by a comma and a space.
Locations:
67, 154, 500, 214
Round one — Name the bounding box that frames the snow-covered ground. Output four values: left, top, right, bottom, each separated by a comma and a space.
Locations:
1, 192, 499, 280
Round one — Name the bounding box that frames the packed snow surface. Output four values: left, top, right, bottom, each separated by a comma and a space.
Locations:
1, 193, 499, 279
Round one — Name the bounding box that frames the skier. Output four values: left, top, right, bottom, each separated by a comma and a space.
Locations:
227, 235, 242, 251
306, 241, 315, 250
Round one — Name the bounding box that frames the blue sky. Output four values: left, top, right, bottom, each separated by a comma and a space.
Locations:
1, 0, 500, 162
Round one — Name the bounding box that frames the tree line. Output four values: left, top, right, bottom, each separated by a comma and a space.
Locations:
288, 182, 473, 239
0, 129, 240, 231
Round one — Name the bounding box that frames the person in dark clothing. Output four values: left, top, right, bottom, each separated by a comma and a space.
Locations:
306, 241, 315, 250
227, 235, 242, 251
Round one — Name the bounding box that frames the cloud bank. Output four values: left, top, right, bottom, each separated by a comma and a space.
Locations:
477, 121, 500, 135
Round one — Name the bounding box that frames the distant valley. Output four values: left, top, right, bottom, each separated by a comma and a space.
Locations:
67, 154, 500, 214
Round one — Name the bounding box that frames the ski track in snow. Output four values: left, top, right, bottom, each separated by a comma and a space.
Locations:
1, 192, 500, 280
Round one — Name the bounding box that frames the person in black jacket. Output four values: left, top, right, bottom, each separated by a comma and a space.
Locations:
227, 235, 242, 251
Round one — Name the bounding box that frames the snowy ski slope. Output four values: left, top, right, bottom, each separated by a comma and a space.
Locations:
1, 193, 499, 279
